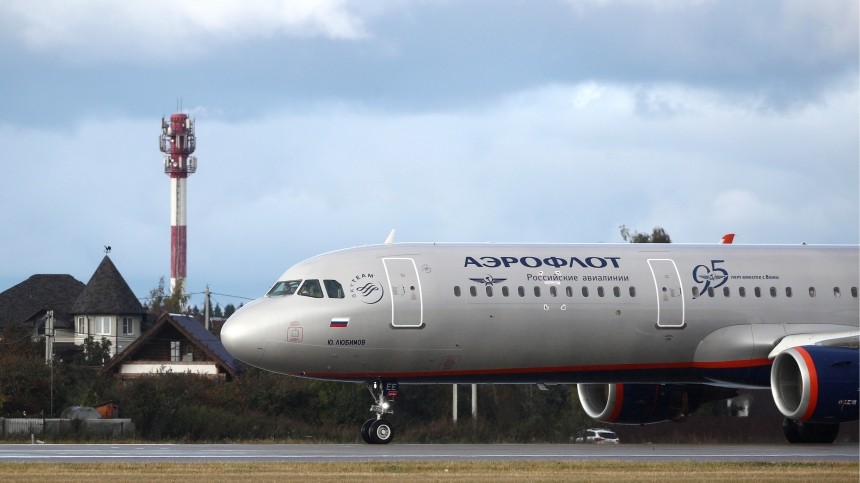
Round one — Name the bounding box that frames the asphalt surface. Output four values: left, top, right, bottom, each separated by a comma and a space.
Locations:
0, 443, 857, 463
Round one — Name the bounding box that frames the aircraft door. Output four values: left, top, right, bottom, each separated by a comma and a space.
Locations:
647, 259, 686, 328
382, 258, 424, 328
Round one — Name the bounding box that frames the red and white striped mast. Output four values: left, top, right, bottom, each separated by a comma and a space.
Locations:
159, 112, 197, 292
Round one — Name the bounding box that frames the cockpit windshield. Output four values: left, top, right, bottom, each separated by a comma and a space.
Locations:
298, 279, 324, 298
266, 280, 302, 297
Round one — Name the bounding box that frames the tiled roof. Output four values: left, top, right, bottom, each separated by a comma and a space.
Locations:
102, 313, 240, 379
71, 256, 144, 315
0, 274, 85, 327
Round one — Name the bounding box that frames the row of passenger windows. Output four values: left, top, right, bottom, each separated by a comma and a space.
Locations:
454, 284, 859, 300
455, 284, 636, 298
267, 279, 345, 299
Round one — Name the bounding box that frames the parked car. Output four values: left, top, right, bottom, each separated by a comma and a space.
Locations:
572, 428, 620, 444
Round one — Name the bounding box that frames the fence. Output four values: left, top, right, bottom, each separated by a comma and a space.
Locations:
0, 417, 135, 438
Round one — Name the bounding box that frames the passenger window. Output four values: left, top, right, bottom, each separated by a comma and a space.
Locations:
739, 287, 746, 297
833, 287, 841, 298
550, 286, 557, 297
324, 280, 345, 299
692, 287, 699, 298
597, 286, 605, 297
518, 286, 525, 297
785, 287, 792, 298
298, 279, 324, 298
770, 287, 777, 297
267, 280, 302, 297
454, 286, 461, 297
469, 286, 477, 297
707, 287, 714, 297
754, 287, 762, 298
502, 286, 510, 297
723, 287, 730, 297
582, 287, 589, 297
486, 286, 493, 297
629, 286, 636, 297
852, 287, 858, 298
566, 286, 573, 297
808, 287, 815, 297
534, 286, 541, 297
613, 286, 620, 297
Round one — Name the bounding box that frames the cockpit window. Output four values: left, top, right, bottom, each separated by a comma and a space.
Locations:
298, 279, 324, 298
267, 280, 302, 297
324, 280, 345, 299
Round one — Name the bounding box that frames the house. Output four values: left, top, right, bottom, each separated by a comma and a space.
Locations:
0, 274, 86, 358
70, 256, 147, 357
102, 313, 240, 381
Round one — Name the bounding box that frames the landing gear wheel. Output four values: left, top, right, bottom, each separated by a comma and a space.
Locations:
360, 419, 375, 444
783, 418, 840, 444
360, 380, 399, 444
369, 419, 394, 444
782, 418, 802, 444
798, 422, 839, 444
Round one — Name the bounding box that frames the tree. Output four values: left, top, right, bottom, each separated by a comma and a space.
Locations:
224, 303, 236, 318
80, 336, 112, 366
212, 303, 223, 318
620, 225, 672, 243
147, 276, 189, 314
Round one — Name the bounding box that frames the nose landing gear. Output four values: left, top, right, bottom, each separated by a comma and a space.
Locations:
361, 381, 398, 444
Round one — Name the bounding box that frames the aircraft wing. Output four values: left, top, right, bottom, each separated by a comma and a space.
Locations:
768, 330, 860, 359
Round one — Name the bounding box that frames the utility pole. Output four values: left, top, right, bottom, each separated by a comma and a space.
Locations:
204, 284, 211, 331
45, 310, 54, 416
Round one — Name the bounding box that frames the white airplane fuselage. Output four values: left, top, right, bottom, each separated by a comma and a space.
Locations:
222, 243, 859, 388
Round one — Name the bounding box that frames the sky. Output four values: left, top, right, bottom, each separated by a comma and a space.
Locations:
0, 0, 857, 309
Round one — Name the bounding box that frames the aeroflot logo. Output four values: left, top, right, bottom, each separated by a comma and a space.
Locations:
348, 273, 384, 304
464, 256, 621, 269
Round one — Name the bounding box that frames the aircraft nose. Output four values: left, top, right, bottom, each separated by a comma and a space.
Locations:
221, 300, 267, 366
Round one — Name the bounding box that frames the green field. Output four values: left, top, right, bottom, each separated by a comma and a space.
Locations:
0, 461, 856, 482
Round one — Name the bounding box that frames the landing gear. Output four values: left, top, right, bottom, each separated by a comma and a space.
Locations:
782, 418, 840, 444
361, 381, 398, 444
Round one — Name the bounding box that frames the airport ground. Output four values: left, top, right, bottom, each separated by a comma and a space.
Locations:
0, 443, 857, 482
0, 460, 856, 482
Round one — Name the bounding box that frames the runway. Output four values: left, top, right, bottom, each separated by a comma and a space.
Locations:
0, 443, 856, 463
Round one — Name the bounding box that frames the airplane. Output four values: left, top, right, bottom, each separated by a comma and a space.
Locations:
221, 240, 859, 444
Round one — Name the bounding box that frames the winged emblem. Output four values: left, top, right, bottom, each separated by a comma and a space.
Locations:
469, 275, 507, 286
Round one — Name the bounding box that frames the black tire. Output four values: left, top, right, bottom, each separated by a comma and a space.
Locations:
782, 418, 802, 444
798, 422, 839, 444
369, 419, 394, 444
360, 419, 375, 444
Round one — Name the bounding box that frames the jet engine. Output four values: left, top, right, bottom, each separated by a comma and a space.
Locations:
770, 345, 859, 424
577, 383, 737, 425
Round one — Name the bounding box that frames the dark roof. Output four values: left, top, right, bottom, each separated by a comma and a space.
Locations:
71, 256, 144, 315
0, 274, 85, 327
103, 313, 240, 379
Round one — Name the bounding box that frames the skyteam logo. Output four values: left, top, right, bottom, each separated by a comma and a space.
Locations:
349, 273, 385, 304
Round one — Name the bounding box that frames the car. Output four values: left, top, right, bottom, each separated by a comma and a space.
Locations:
572, 428, 620, 444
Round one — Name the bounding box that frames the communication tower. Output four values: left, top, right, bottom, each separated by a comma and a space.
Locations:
159, 113, 197, 292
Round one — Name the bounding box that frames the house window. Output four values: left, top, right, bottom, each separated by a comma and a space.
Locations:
77, 317, 85, 334
170, 341, 181, 362
122, 317, 134, 335
95, 316, 111, 335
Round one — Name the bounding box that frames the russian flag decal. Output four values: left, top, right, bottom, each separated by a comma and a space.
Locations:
330, 318, 349, 328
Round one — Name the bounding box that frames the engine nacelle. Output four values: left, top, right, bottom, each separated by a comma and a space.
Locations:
577, 383, 736, 425
770, 345, 859, 423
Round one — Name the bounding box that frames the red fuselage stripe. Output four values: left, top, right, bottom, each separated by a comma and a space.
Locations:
300, 358, 773, 380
